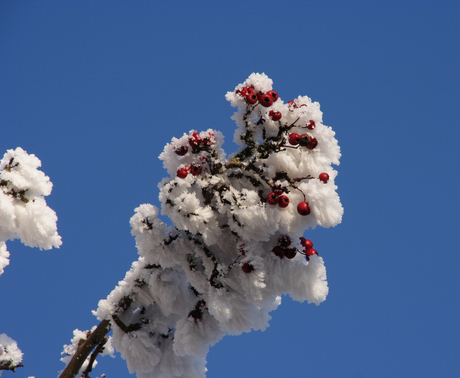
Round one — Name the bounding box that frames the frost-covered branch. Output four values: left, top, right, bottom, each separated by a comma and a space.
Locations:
78, 73, 344, 377
0, 147, 61, 373
59, 321, 113, 378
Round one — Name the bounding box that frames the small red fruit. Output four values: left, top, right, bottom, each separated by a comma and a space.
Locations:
189, 132, 202, 148
266, 192, 279, 205
258, 93, 274, 107
319, 173, 329, 183
266, 90, 279, 102
287, 101, 297, 111
175, 146, 188, 156
242, 262, 254, 273
307, 120, 316, 130
190, 164, 202, 176
278, 195, 289, 208
272, 246, 285, 259
299, 134, 311, 147
288, 133, 301, 145
236, 87, 248, 97
306, 137, 318, 150
306, 248, 318, 257
245, 93, 258, 104
297, 201, 311, 216
300, 237, 313, 250
269, 110, 282, 121
284, 248, 297, 259
177, 167, 189, 179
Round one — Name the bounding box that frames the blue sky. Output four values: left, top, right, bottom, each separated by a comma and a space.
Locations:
1, 1, 459, 377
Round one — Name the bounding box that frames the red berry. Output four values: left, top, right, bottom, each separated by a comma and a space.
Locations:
175, 146, 188, 156
297, 201, 310, 216
278, 235, 291, 248
269, 110, 282, 121
288, 133, 301, 145
177, 167, 189, 179
258, 93, 274, 107
278, 195, 289, 208
300, 237, 313, 250
306, 248, 318, 257
306, 137, 318, 150
299, 134, 311, 147
242, 262, 254, 273
284, 248, 297, 259
287, 101, 297, 111
245, 93, 258, 104
190, 164, 202, 176
189, 132, 202, 148
307, 120, 316, 130
266, 192, 279, 205
247, 86, 255, 93
319, 173, 329, 183
236, 87, 248, 97
266, 90, 279, 102
272, 246, 285, 259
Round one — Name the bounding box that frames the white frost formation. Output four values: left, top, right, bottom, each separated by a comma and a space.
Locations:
93, 73, 343, 377
0, 147, 61, 374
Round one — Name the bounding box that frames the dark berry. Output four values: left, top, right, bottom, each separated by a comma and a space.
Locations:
272, 246, 285, 259
242, 262, 254, 273
284, 248, 297, 259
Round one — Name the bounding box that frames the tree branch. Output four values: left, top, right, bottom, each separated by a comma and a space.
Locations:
59, 319, 111, 378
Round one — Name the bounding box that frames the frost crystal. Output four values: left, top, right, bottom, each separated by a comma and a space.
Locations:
94, 73, 343, 377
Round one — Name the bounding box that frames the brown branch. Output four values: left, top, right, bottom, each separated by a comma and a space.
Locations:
82, 336, 108, 378
0, 361, 24, 372
59, 319, 111, 378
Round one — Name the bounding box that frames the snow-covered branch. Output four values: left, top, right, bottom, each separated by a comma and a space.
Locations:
0, 147, 61, 374
82, 73, 343, 377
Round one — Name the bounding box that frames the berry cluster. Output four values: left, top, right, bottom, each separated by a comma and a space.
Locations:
236, 86, 279, 108
174, 131, 216, 156
241, 235, 321, 272
300, 237, 318, 261
288, 132, 318, 150
271, 235, 297, 259
176, 164, 202, 179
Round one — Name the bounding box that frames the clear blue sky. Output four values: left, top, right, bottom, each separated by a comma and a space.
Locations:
1, 1, 459, 377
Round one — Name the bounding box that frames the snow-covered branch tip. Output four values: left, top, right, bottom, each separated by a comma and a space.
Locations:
86, 73, 343, 377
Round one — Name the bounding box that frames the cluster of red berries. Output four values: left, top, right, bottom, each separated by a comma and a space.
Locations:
177, 164, 202, 179
288, 132, 318, 150
300, 237, 318, 261
174, 132, 215, 156
241, 236, 320, 273
236, 86, 279, 108
271, 235, 297, 259
266, 190, 311, 216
